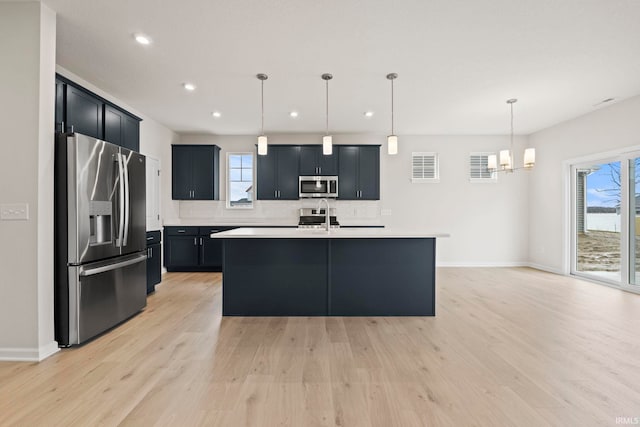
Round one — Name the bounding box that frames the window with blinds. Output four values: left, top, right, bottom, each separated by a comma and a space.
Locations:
469, 153, 497, 182
411, 152, 439, 183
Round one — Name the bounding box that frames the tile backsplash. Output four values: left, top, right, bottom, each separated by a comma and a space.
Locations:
177, 200, 382, 225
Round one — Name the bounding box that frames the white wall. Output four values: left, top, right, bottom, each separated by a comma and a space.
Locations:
383, 135, 529, 266
528, 95, 640, 273
172, 133, 530, 265
0, 2, 58, 361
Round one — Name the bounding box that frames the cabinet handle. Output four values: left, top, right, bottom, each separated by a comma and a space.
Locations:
177, 229, 186, 233
200, 237, 203, 245
150, 247, 153, 257
319, 167, 322, 174
278, 190, 281, 198
194, 237, 197, 246
274, 190, 277, 198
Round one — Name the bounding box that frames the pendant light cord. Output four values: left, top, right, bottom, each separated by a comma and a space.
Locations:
325, 79, 329, 136
261, 79, 265, 136
510, 101, 514, 159
391, 78, 395, 135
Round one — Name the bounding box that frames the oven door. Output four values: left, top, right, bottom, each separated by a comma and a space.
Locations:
299, 177, 329, 198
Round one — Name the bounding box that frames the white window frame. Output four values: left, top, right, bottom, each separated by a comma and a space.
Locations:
411, 152, 440, 183
469, 152, 497, 183
226, 152, 255, 209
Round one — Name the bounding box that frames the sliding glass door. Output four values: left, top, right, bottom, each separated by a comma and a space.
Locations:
573, 161, 622, 283
572, 154, 640, 290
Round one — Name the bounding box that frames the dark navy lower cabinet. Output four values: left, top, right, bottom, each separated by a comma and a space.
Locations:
330, 239, 434, 316
223, 239, 328, 316
221, 237, 436, 316
146, 231, 162, 294
164, 226, 236, 272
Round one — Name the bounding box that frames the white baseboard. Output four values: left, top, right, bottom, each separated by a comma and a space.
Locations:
526, 263, 565, 275
436, 261, 529, 268
0, 341, 59, 362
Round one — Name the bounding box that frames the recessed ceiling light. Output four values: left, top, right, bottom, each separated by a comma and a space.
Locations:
289, 111, 299, 118
183, 83, 196, 91
134, 33, 151, 45
212, 111, 221, 118
364, 111, 374, 118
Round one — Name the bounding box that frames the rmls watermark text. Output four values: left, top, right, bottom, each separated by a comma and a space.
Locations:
616, 417, 640, 425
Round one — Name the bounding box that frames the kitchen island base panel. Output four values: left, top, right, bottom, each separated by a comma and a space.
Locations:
221, 237, 436, 316
222, 239, 328, 316
330, 238, 435, 316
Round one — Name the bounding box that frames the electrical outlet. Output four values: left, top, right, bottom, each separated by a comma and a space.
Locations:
1, 203, 29, 220
381, 209, 392, 216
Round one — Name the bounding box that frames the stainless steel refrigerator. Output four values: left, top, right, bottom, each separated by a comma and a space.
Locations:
55, 133, 147, 347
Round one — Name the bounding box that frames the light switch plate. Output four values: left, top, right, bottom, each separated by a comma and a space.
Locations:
1, 203, 29, 220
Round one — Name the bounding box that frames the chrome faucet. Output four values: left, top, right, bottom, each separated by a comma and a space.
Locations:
318, 198, 331, 232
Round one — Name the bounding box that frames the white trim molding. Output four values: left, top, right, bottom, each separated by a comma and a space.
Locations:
0, 341, 59, 362
527, 262, 565, 275
436, 261, 530, 268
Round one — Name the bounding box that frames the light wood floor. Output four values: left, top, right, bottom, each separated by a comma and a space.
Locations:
1, 268, 640, 426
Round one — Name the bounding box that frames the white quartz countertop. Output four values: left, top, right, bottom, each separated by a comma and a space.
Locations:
211, 227, 449, 239
163, 219, 297, 227
163, 219, 385, 227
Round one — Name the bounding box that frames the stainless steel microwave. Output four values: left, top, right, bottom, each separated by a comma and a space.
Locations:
299, 176, 338, 198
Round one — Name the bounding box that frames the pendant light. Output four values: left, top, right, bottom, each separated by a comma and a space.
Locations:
487, 98, 536, 173
257, 73, 268, 156
322, 73, 333, 155
387, 73, 398, 155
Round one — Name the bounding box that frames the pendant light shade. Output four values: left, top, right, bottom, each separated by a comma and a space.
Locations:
323, 135, 333, 155
257, 135, 268, 155
524, 147, 536, 168
499, 149, 512, 170
387, 73, 398, 155
487, 154, 497, 170
387, 135, 398, 155
257, 73, 268, 156
322, 73, 333, 155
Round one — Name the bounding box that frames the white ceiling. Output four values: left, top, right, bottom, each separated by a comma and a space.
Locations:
40, 0, 640, 135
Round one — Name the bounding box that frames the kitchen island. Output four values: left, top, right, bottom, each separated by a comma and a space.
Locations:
211, 228, 448, 316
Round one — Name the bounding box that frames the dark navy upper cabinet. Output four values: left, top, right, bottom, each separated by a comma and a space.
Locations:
171, 145, 220, 200
299, 145, 337, 176
337, 146, 359, 199
257, 145, 300, 200
191, 146, 218, 199
358, 146, 380, 199
104, 105, 140, 152
55, 75, 142, 151
338, 145, 380, 200
65, 84, 103, 140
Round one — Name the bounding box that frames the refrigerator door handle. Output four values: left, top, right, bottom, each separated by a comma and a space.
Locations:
122, 152, 131, 246
116, 153, 125, 248
79, 254, 147, 277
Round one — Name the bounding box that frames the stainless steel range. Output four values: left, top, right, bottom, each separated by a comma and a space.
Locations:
298, 208, 340, 229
